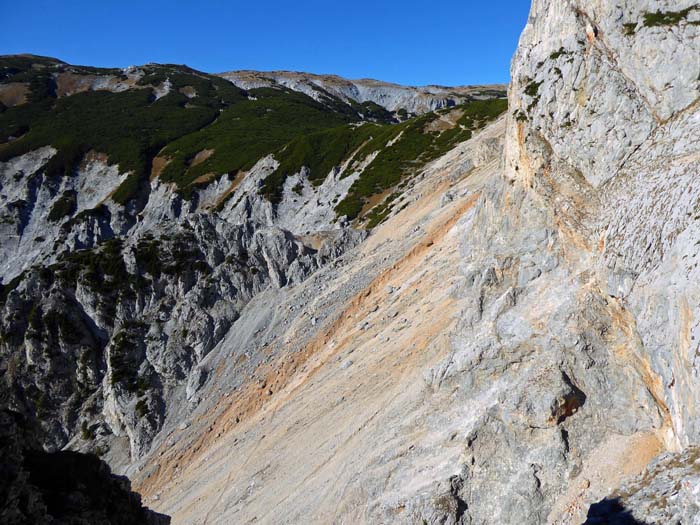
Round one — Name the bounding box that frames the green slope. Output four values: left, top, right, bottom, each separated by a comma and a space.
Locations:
0, 55, 506, 221
263, 98, 508, 222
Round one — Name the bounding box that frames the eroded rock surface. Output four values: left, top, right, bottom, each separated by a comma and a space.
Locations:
131, 1, 700, 523
1, 1, 699, 524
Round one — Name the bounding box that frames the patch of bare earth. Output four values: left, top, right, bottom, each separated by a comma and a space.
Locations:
179, 86, 197, 98
192, 173, 217, 185
79, 150, 110, 170
211, 171, 248, 209
190, 149, 215, 167
150, 156, 171, 181
55, 72, 141, 97
359, 187, 395, 218
0, 83, 30, 106
424, 108, 465, 132
55, 72, 100, 97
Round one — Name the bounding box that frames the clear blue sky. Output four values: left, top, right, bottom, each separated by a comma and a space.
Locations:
0, 0, 530, 86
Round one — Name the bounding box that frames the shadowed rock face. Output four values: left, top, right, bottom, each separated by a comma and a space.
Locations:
584, 499, 647, 525
586, 447, 700, 524
0, 409, 170, 524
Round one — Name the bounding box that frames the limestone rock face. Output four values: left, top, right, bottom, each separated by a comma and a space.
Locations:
220, 70, 507, 115
493, 0, 700, 521
0, 137, 366, 464
131, 1, 700, 524
508, 0, 700, 451
2, 2, 699, 523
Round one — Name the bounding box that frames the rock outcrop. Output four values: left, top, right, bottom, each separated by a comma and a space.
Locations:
0, 188, 364, 461
0, 409, 170, 524
219, 70, 506, 116
124, 1, 700, 524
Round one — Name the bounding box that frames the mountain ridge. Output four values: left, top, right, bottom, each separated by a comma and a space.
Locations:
218, 68, 507, 114
0, 53, 507, 116
2, 0, 700, 522
0, 51, 506, 494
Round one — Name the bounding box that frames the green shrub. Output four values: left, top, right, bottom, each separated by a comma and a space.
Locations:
524, 80, 543, 98
549, 47, 569, 60
365, 192, 400, 228
0, 60, 247, 204
108, 322, 148, 392
57, 239, 133, 319
0, 56, 508, 213
134, 233, 210, 278
643, 7, 695, 27
48, 190, 77, 222
134, 238, 163, 278
135, 398, 148, 418
81, 421, 95, 440
159, 87, 358, 196
336, 98, 507, 221
261, 123, 376, 203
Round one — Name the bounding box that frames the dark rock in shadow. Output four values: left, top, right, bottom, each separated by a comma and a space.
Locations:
0, 409, 170, 524
584, 497, 649, 525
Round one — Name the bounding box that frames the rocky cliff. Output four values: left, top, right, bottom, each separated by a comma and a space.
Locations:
2, 0, 699, 523
0, 55, 505, 477
125, 1, 698, 524
219, 70, 506, 116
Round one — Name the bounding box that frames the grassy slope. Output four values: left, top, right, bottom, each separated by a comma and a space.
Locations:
0, 59, 242, 203
0, 56, 506, 220
337, 98, 507, 220
262, 98, 508, 221
0, 58, 364, 203
158, 87, 357, 197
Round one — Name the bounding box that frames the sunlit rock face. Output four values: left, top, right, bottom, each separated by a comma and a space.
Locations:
154, 1, 698, 523
2, 2, 699, 523
219, 70, 506, 115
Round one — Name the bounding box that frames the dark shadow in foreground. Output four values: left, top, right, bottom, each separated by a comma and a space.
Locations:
1, 409, 170, 525
583, 497, 648, 525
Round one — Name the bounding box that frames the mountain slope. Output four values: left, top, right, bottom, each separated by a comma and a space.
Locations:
218, 69, 506, 115
123, 1, 699, 523
0, 55, 505, 281
132, 114, 509, 524
0, 55, 506, 471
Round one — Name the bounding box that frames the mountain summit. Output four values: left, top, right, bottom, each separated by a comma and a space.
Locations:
219, 69, 506, 114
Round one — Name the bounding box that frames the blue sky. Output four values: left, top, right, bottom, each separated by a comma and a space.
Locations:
1, 0, 530, 86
